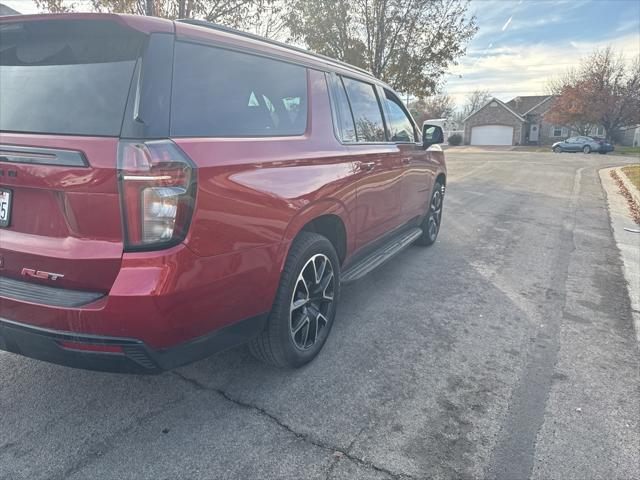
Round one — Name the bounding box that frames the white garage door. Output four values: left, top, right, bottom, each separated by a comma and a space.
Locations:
471, 125, 514, 145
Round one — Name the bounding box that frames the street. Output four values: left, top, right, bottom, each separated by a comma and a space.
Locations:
1, 151, 638, 480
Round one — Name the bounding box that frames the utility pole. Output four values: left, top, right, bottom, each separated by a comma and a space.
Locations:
145, 0, 154, 16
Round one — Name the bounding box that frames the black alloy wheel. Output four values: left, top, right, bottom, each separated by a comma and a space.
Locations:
250, 232, 340, 367
416, 181, 444, 246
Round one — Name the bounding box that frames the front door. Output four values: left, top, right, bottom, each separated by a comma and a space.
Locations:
332, 75, 404, 250
530, 124, 539, 142
380, 88, 435, 223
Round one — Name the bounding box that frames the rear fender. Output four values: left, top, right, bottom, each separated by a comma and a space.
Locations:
277, 198, 352, 272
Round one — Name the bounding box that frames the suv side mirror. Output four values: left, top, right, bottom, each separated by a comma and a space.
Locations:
423, 124, 444, 148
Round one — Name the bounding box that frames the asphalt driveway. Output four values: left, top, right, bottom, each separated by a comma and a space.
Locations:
1, 151, 638, 480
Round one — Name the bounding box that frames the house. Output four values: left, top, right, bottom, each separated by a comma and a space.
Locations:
463, 95, 605, 146
619, 125, 640, 147
0, 3, 21, 15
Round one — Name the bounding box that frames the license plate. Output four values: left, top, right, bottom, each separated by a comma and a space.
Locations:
0, 189, 12, 228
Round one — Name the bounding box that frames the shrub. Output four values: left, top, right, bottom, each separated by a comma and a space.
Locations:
447, 133, 462, 146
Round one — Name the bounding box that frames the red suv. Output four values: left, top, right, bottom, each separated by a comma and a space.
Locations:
0, 14, 446, 372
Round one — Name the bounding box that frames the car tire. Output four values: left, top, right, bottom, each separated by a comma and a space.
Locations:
249, 232, 340, 368
553, 146, 562, 153
416, 181, 444, 246
583, 145, 591, 154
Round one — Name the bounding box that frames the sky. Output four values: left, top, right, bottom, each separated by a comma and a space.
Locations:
3, 0, 640, 108
446, 0, 640, 105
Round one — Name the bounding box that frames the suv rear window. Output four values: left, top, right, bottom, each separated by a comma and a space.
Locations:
171, 41, 308, 137
0, 20, 144, 136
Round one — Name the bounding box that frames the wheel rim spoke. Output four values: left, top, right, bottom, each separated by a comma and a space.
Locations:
291, 297, 308, 312
292, 313, 309, 335
321, 271, 334, 301
313, 312, 319, 345
301, 321, 310, 348
296, 275, 310, 299
315, 256, 327, 283
432, 208, 441, 224
317, 312, 328, 328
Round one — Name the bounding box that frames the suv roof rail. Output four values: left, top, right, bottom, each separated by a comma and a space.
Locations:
175, 18, 373, 77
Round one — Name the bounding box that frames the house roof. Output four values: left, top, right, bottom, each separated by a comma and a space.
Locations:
463, 97, 525, 123
506, 95, 554, 115
0, 3, 20, 15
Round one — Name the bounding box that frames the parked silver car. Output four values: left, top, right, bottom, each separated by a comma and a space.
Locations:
552, 136, 614, 154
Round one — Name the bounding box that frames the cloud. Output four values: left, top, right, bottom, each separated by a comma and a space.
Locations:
617, 18, 640, 33
445, 32, 640, 107
501, 16, 513, 32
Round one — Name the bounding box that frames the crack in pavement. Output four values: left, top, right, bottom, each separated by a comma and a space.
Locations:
0, 441, 17, 454
324, 423, 371, 480
171, 371, 415, 480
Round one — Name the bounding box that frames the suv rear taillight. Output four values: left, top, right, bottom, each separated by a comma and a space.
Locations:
117, 140, 196, 251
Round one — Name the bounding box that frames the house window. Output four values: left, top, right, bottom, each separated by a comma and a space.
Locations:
552, 126, 563, 137
596, 126, 605, 136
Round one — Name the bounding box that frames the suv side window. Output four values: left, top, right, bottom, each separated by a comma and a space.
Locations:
171, 42, 308, 137
341, 76, 386, 143
383, 89, 416, 143
329, 75, 357, 142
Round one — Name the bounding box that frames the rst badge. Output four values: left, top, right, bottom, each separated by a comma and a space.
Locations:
21, 268, 65, 281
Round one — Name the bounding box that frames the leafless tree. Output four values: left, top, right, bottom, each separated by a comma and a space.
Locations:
460, 89, 492, 118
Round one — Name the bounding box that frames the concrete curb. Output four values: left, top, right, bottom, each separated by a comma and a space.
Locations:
618, 167, 640, 207
600, 167, 640, 344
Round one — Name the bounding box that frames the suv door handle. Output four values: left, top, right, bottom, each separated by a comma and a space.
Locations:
401, 157, 411, 165
360, 161, 375, 172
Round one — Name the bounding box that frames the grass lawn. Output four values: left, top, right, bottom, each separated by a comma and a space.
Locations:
614, 146, 640, 156
621, 165, 640, 191
512, 146, 549, 152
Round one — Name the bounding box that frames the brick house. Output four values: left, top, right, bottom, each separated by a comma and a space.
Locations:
619, 125, 640, 147
463, 95, 605, 146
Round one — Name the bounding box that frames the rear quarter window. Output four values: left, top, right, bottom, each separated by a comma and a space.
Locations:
0, 20, 144, 136
170, 41, 308, 137
341, 76, 386, 143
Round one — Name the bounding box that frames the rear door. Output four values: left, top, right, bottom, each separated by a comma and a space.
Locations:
0, 18, 148, 293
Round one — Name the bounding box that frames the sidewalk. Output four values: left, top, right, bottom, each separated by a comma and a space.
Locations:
600, 167, 640, 342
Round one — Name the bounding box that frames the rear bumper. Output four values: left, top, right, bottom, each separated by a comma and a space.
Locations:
0, 314, 267, 374
0, 242, 284, 349
0, 242, 286, 371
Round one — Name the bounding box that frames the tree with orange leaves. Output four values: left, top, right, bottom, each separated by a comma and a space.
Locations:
548, 48, 640, 141
546, 80, 599, 136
